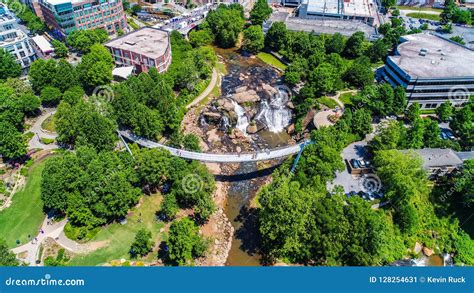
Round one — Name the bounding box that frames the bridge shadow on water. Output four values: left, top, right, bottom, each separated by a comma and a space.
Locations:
214, 164, 281, 182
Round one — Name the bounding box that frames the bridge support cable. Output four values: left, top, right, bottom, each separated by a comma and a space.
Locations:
117, 131, 135, 159
290, 141, 314, 173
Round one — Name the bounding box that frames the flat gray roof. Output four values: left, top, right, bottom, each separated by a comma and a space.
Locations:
411, 148, 464, 169
389, 33, 474, 79
105, 27, 169, 59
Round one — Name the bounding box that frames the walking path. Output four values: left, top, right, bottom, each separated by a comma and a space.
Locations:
119, 130, 309, 163
28, 108, 59, 150
12, 218, 66, 266
186, 68, 219, 109
12, 217, 106, 266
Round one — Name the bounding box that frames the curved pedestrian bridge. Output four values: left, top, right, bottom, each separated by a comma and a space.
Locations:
119, 130, 310, 163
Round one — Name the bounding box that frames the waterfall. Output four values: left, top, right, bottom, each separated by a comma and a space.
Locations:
220, 115, 230, 131
256, 86, 291, 133
232, 100, 249, 135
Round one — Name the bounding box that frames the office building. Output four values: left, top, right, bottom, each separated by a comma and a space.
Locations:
105, 27, 171, 73
39, 0, 127, 36
298, 0, 376, 25
383, 33, 474, 109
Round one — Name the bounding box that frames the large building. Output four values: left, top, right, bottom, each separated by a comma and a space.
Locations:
38, 0, 127, 36
383, 33, 474, 109
298, 0, 377, 25
0, 5, 37, 73
104, 27, 171, 74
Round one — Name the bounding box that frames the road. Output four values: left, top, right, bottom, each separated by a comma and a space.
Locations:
119, 130, 309, 163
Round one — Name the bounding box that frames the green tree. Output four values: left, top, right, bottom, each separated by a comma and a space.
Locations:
249, 0, 272, 26
0, 238, 19, 266
204, 4, 245, 48
135, 148, 172, 192
405, 103, 421, 123
351, 108, 373, 138
67, 29, 109, 53
308, 62, 339, 95
0, 49, 21, 80
166, 217, 208, 266
0, 121, 26, 161
343, 32, 366, 58
370, 120, 406, 151
265, 21, 288, 52
450, 105, 473, 149
130, 228, 154, 258
436, 101, 454, 122
52, 40, 69, 58
159, 194, 179, 221
189, 29, 214, 47
28, 59, 58, 93
454, 159, 474, 207
366, 39, 389, 63
343, 56, 374, 88
77, 44, 113, 89
242, 25, 265, 54
40, 86, 62, 105
325, 33, 346, 54
131, 4, 142, 15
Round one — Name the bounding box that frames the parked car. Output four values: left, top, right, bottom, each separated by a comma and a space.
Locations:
350, 159, 361, 169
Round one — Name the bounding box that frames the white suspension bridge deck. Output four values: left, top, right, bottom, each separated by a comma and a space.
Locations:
118, 131, 311, 163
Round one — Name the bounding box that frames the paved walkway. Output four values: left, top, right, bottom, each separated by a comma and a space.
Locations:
28, 108, 59, 150
186, 68, 219, 109
12, 218, 66, 266
119, 130, 309, 163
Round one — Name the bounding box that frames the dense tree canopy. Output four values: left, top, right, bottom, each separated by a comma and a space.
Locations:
130, 228, 154, 258
0, 50, 21, 80
41, 147, 141, 235
67, 29, 109, 53
166, 217, 208, 265
0, 238, 19, 266
203, 4, 245, 48
249, 0, 272, 26
242, 25, 265, 54
55, 99, 117, 151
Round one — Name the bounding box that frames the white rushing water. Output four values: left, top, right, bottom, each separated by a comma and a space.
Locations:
232, 100, 249, 135
256, 86, 292, 133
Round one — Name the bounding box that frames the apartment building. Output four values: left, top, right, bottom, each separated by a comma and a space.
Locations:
0, 5, 37, 73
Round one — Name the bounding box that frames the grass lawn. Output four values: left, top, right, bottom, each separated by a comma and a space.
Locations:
317, 97, 339, 109
396, 6, 442, 13
257, 52, 287, 71
406, 12, 441, 21
339, 92, 356, 105
41, 115, 56, 132
127, 19, 139, 30
0, 157, 53, 248
68, 194, 165, 266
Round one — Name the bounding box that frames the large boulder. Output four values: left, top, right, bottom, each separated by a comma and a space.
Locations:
203, 111, 222, 123
216, 98, 235, 112
232, 90, 260, 104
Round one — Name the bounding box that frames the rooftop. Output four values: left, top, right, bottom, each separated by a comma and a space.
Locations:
304, 0, 375, 18
413, 148, 464, 169
31, 35, 53, 52
105, 27, 169, 59
389, 33, 474, 79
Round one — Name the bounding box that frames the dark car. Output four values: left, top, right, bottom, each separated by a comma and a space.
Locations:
350, 159, 361, 169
